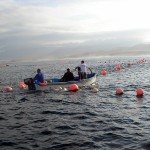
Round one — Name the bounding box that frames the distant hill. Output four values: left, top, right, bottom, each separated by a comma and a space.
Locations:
68, 43, 150, 58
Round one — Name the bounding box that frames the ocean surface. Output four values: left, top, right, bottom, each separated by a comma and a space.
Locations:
0, 56, 150, 150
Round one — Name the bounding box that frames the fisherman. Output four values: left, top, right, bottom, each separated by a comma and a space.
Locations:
61, 68, 74, 82
75, 60, 92, 79
33, 69, 45, 84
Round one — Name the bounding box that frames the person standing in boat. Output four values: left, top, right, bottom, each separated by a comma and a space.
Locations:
33, 69, 45, 84
75, 60, 92, 79
61, 68, 74, 82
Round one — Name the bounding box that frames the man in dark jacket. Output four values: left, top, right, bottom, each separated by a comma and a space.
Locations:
33, 69, 44, 84
61, 68, 74, 82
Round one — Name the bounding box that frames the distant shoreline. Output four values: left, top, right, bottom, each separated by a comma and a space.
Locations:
0, 54, 150, 64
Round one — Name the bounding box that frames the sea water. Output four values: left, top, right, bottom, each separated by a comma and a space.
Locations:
0, 56, 150, 150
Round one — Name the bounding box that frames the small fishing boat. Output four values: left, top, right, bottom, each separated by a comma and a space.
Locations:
24, 73, 97, 91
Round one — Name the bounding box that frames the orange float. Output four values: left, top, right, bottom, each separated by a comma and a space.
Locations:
101, 70, 107, 75
19, 82, 27, 89
69, 84, 79, 92
116, 88, 123, 95
40, 81, 48, 86
4, 87, 13, 91
116, 65, 121, 70
136, 88, 144, 97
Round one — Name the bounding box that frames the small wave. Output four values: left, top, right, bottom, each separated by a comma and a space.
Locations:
41, 110, 78, 116
49, 141, 99, 150
73, 115, 88, 120
142, 142, 150, 150
41, 130, 53, 135
0, 140, 16, 146
104, 126, 124, 131
85, 111, 98, 116
8, 124, 25, 129
33, 118, 47, 123
16, 146, 32, 150
55, 125, 74, 130
106, 142, 123, 149
0, 116, 6, 120
14, 111, 26, 116
48, 99, 63, 103
103, 132, 123, 140
18, 97, 29, 102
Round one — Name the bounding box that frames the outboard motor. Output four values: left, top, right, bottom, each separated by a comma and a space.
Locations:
24, 78, 36, 90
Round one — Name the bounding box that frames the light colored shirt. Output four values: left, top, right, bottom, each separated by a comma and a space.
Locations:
79, 63, 88, 72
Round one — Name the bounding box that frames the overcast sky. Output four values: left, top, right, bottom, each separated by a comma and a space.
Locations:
0, 0, 150, 61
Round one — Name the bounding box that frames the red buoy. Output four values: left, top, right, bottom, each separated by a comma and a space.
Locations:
136, 88, 144, 97
116, 65, 121, 70
4, 87, 13, 91
40, 81, 47, 86
69, 84, 79, 92
116, 88, 123, 95
101, 70, 107, 75
19, 82, 27, 89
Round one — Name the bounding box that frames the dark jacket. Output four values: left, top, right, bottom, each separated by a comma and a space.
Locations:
33, 72, 44, 83
61, 71, 74, 82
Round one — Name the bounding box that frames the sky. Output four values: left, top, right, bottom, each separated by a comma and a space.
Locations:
0, 0, 150, 61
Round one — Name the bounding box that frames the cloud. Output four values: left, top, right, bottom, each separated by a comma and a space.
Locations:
0, 0, 150, 61
2, 0, 150, 34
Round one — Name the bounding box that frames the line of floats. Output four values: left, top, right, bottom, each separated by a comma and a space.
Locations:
2, 58, 149, 97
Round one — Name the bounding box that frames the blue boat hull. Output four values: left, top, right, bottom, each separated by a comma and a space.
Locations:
35, 73, 97, 91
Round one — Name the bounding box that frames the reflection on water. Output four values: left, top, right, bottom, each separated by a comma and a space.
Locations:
0, 56, 150, 150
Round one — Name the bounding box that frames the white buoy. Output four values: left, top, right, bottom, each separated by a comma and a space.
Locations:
92, 88, 99, 93
58, 87, 62, 91
54, 86, 62, 91
63, 88, 68, 91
